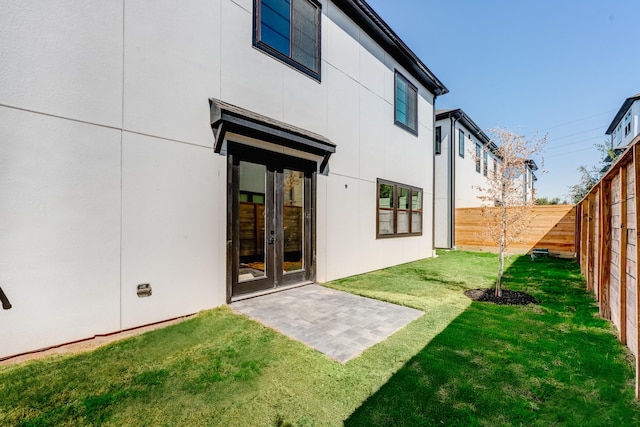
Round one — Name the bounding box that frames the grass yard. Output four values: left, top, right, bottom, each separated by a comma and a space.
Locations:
1, 251, 639, 426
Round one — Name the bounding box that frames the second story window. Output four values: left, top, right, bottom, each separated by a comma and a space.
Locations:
483, 150, 488, 176
435, 126, 442, 154
458, 129, 465, 158
254, 0, 321, 80
475, 143, 481, 173
394, 71, 418, 135
624, 111, 632, 136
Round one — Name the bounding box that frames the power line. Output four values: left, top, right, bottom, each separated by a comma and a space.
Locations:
546, 126, 606, 143
539, 109, 616, 132
546, 134, 606, 150
545, 146, 600, 159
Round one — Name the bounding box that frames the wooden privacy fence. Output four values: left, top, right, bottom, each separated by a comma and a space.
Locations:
455, 205, 576, 258
576, 134, 640, 399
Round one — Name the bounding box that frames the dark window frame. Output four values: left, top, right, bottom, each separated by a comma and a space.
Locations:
475, 142, 481, 173
435, 126, 442, 155
394, 71, 419, 135
376, 178, 423, 239
483, 150, 488, 176
253, 0, 322, 81
458, 129, 465, 158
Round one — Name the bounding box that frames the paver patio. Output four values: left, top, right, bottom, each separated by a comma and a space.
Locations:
231, 284, 423, 363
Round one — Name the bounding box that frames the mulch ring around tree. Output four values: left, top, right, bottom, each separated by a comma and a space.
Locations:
464, 289, 539, 306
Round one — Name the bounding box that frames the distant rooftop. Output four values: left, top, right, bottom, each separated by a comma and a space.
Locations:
605, 93, 640, 135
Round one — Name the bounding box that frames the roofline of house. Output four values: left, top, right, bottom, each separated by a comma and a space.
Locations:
331, 0, 448, 97
435, 108, 500, 156
605, 93, 640, 135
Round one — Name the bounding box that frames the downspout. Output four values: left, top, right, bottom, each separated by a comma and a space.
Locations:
449, 114, 458, 249
431, 95, 437, 256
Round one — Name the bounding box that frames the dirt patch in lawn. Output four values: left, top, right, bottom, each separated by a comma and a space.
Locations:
465, 288, 538, 305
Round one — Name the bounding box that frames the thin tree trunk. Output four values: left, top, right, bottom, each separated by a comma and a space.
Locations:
496, 203, 507, 297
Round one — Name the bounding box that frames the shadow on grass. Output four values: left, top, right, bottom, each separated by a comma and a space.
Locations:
345, 256, 640, 427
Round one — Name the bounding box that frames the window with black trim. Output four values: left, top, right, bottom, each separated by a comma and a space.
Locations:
435, 126, 442, 155
483, 150, 488, 176
475, 143, 481, 173
394, 71, 418, 134
254, 0, 321, 80
458, 129, 465, 158
377, 179, 423, 238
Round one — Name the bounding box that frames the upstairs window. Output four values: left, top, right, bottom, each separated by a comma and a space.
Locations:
254, 0, 321, 80
377, 179, 423, 238
483, 150, 488, 176
394, 71, 418, 135
458, 129, 465, 158
475, 143, 481, 173
435, 126, 442, 155
624, 111, 632, 136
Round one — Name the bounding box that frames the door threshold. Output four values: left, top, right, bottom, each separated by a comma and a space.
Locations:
231, 281, 314, 303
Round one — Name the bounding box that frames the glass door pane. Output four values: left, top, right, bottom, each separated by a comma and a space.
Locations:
238, 161, 267, 282
283, 169, 304, 273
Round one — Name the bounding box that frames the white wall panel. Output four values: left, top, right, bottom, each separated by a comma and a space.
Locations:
326, 66, 360, 177
283, 69, 328, 137
359, 88, 387, 182
359, 41, 386, 98
121, 132, 224, 330
0, 107, 121, 358
123, 0, 221, 147
324, 17, 360, 82
324, 175, 361, 281
220, 0, 285, 120
315, 175, 329, 283
0, 0, 123, 128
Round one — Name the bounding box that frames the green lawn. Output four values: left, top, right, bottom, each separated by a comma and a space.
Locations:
1, 251, 639, 426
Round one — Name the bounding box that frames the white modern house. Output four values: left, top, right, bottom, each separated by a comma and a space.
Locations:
606, 93, 640, 149
0, 0, 448, 359
433, 109, 536, 249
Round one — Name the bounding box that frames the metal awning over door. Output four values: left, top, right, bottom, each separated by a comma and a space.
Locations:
209, 98, 336, 174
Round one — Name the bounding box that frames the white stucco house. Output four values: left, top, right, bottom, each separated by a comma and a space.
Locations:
0, 0, 448, 359
606, 93, 640, 149
433, 109, 536, 249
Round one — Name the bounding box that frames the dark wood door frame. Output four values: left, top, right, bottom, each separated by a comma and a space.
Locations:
226, 143, 315, 302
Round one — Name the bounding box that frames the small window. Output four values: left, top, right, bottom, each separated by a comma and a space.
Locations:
458, 129, 465, 158
394, 71, 418, 135
475, 143, 481, 173
254, 0, 321, 80
493, 157, 498, 176
435, 126, 442, 155
377, 179, 423, 238
483, 150, 488, 176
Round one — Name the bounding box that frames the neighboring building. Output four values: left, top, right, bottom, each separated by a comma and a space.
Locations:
433, 109, 536, 249
0, 0, 447, 359
606, 93, 640, 148
434, 109, 497, 249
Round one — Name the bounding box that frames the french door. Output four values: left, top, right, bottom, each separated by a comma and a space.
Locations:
229, 145, 313, 298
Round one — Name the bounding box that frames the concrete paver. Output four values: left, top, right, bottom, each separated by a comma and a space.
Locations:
232, 284, 423, 363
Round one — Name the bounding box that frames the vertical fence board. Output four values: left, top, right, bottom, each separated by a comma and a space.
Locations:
621, 167, 628, 343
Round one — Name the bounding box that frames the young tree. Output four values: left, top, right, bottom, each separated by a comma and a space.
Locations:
474, 128, 547, 296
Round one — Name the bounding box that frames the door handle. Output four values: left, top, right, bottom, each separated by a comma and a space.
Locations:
268, 230, 275, 244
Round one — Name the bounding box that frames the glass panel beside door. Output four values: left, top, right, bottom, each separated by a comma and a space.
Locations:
238, 161, 269, 283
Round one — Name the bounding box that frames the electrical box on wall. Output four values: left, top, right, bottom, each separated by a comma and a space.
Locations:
137, 283, 152, 298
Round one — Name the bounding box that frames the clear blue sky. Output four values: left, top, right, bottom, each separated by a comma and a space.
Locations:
365, 0, 640, 201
